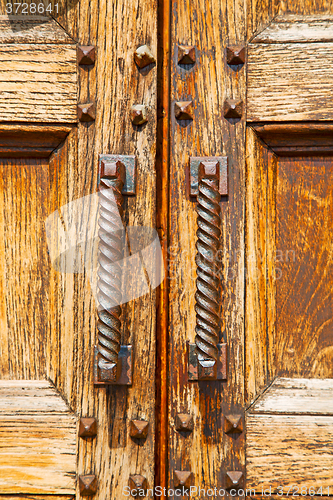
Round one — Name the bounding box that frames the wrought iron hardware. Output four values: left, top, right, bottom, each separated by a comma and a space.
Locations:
188, 157, 228, 381
94, 154, 136, 386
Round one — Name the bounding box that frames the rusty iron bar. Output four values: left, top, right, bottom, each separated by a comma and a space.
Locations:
194, 160, 221, 372
96, 160, 125, 382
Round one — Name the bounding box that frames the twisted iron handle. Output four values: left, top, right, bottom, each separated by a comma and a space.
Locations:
194, 160, 221, 379
96, 160, 125, 383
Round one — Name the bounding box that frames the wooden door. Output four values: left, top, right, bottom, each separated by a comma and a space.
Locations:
2, 0, 333, 499
0, 1, 157, 498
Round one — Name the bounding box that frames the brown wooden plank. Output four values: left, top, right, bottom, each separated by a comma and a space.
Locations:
0, 381, 76, 494
0, 43, 77, 123
168, 0, 246, 489
249, 378, 333, 415
0, 497, 73, 500
43, 0, 158, 496
0, 158, 50, 380
247, 413, 333, 490
0, 16, 74, 43
247, 42, 333, 122
245, 128, 273, 405
275, 156, 333, 378
252, 14, 333, 43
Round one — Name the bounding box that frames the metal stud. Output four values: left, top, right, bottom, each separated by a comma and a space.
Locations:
79, 417, 97, 438
78, 46, 96, 65
175, 413, 194, 432
223, 99, 243, 119
130, 105, 148, 125
226, 471, 244, 489
130, 420, 149, 439
128, 474, 148, 495
77, 103, 95, 122
174, 101, 193, 121
226, 45, 246, 66
224, 414, 243, 434
134, 45, 155, 69
178, 45, 196, 65
79, 475, 98, 496
174, 470, 194, 488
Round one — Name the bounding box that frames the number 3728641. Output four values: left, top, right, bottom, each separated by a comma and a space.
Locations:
6, 3, 59, 14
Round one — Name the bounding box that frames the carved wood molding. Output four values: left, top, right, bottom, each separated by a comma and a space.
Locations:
0, 124, 74, 157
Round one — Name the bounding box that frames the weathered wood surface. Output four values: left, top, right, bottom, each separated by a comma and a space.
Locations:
253, 123, 333, 156
168, 0, 246, 492
275, 156, 333, 378
252, 14, 333, 43
247, 1, 333, 41
0, 124, 73, 157
248, 42, 333, 122
249, 378, 333, 415
0, 43, 77, 123
247, 379, 333, 490
46, 0, 158, 497
0, 158, 50, 380
247, 413, 333, 490
0, 496, 73, 500
245, 128, 277, 405
245, 132, 333, 405
0, 380, 77, 494
0, 16, 74, 43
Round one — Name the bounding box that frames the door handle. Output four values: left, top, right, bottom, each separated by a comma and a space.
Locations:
188, 157, 228, 381
94, 155, 136, 386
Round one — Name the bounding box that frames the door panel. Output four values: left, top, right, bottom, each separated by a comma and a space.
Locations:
276, 157, 333, 376
247, 378, 333, 490
246, 12, 333, 491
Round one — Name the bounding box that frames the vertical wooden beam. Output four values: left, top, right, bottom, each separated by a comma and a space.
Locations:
49, 0, 158, 497
156, 0, 171, 492
168, 0, 246, 492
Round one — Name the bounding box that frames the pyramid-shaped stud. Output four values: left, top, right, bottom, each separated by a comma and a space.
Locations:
130, 419, 149, 439
174, 470, 194, 488
78, 103, 95, 122
223, 99, 243, 119
134, 45, 155, 69
226, 45, 246, 66
128, 474, 148, 493
226, 471, 244, 489
131, 105, 148, 125
178, 45, 196, 64
175, 413, 194, 432
79, 417, 97, 438
224, 414, 243, 434
175, 101, 193, 121
78, 46, 96, 65
79, 474, 98, 496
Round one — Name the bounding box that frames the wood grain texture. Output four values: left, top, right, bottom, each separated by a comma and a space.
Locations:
45, 0, 158, 497
0, 16, 74, 43
168, 0, 246, 492
0, 158, 51, 380
247, 1, 333, 42
249, 378, 333, 415
0, 124, 72, 157
252, 15, 333, 43
245, 134, 333, 405
275, 156, 333, 378
247, 42, 333, 122
245, 128, 277, 405
247, 414, 333, 490
0, 496, 73, 500
0, 43, 77, 123
0, 380, 77, 494
253, 122, 333, 156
